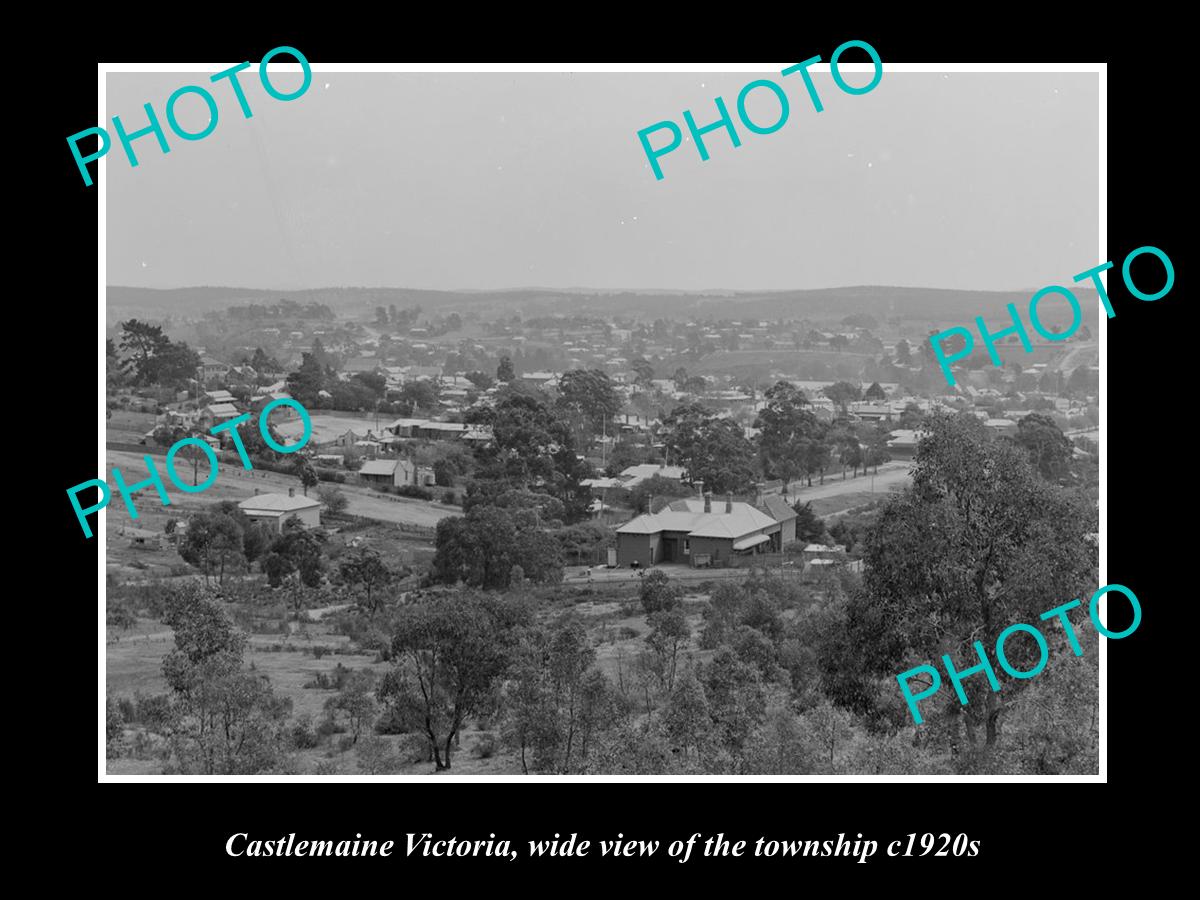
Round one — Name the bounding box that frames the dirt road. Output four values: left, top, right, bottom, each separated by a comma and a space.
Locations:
785, 461, 912, 503
1058, 342, 1098, 373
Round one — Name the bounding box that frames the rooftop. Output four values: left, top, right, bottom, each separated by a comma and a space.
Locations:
359, 460, 398, 477
620, 463, 686, 483
618, 498, 777, 540
756, 494, 797, 523
237, 493, 321, 514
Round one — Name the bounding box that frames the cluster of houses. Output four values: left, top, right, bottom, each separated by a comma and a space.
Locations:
142, 315, 1096, 574
291, 418, 494, 470
146, 386, 293, 446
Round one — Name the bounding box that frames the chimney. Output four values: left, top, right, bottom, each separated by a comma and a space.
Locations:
289, 487, 295, 497
703, 492, 712, 514
725, 493, 733, 513
648, 495, 655, 515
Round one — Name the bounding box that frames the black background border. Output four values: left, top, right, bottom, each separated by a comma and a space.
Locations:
35, 15, 1180, 881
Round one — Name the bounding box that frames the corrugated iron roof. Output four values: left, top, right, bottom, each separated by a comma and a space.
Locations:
617, 500, 777, 540
237, 493, 321, 513
358, 460, 397, 476
757, 494, 797, 522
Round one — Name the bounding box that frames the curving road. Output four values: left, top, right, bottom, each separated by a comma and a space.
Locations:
785, 460, 912, 502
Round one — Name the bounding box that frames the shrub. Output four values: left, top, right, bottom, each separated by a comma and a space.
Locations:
442, 490, 458, 506
473, 732, 498, 759
106, 697, 124, 759
136, 692, 171, 730
318, 485, 349, 515
639, 570, 682, 615
131, 730, 156, 760
118, 692, 171, 729
337, 735, 355, 754
305, 663, 355, 691
313, 759, 340, 775
395, 484, 434, 501
329, 663, 354, 690
291, 715, 320, 749
357, 734, 401, 774
316, 715, 345, 737
396, 733, 432, 764
433, 459, 455, 487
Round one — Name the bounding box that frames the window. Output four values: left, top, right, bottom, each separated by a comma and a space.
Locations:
683, 539, 690, 554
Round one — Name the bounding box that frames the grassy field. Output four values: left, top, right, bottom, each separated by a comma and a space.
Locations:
106, 606, 561, 775
106, 512, 435, 587
809, 492, 883, 517
106, 574, 804, 775
107, 408, 158, 443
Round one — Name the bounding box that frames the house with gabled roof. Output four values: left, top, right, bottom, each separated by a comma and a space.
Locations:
619, 463, 686, 488
615, 494, 786, 568
237, 489, 321, 533
755, 493, 798, 545
197, 402, 241, 430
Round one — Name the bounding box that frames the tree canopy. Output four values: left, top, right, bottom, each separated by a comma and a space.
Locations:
1014, 413, 1074, 483
557, 369, 622, 435
432, 505, 564, 590
118, 319, 201, 388
840, 412, 1096, 747
382, 593, 532, 769
754, 381, 819, 487
663, 404, 756, 494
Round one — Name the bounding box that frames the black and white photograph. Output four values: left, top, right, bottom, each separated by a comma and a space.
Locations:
98, 61, 1104, 779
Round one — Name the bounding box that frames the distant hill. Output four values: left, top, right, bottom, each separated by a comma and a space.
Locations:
106, 284, 1100, 327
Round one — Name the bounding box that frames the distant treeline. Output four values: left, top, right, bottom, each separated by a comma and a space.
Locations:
107, 284, 1102, 325
214, 300, 336, 322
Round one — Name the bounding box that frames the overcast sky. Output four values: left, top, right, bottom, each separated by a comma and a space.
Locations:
106, 69, 1099, 293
